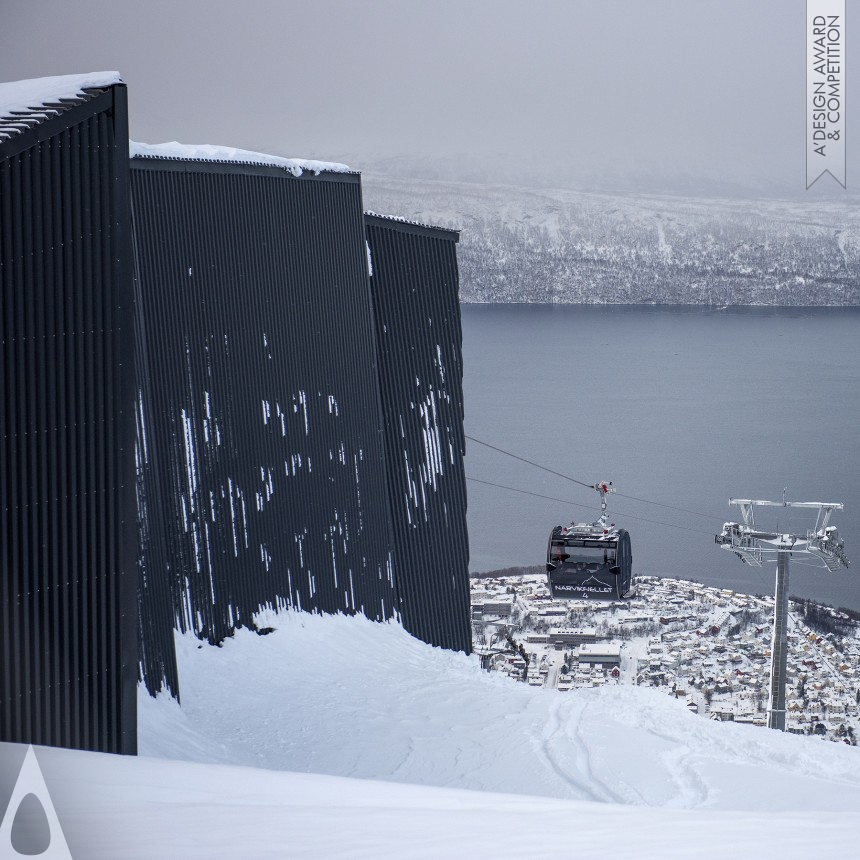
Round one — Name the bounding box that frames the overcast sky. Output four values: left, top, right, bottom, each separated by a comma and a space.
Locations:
1, 1, 854, 196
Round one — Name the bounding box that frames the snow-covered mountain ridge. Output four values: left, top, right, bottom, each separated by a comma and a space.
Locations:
361, 174, 860, 305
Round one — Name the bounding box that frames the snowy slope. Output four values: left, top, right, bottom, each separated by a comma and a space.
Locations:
139, 611, 860, 814
7, 610, 857, 857
7, 741, 859, 860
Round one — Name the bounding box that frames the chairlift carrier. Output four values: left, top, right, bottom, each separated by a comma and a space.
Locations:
546, 482, 633, 600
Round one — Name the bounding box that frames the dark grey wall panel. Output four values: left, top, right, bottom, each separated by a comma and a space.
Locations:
131, 160, 397, 695
0, 85, 138, 754
365, 215, 472, 653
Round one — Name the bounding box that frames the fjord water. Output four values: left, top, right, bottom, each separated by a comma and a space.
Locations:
461, 305, 860, 612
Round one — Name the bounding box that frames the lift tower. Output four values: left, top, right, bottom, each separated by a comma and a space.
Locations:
715, 497, 849, 731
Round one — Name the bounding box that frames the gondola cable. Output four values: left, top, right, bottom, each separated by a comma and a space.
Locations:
465, 434, 724, 522
464, 435, 595, 490
465, 476, 716, 536
466, 433, 723, 601
613, 491, 719, 521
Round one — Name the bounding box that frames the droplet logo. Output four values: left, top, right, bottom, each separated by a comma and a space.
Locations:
0, 746, 73, 858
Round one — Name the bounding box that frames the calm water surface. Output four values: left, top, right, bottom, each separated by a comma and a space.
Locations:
462, 305, 860, 611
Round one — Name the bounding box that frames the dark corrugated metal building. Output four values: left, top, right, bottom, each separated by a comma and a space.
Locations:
364, 214, 471, 653
130, 153, 399, 695
0, 76, 138, 754
2, 72, 473, 748
131, 155, 474, 696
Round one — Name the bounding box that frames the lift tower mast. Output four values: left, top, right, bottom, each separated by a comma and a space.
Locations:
715, 497, 849, 731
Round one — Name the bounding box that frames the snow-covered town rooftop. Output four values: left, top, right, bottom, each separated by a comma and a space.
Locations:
130, 141, 351, 177
0, 71, 122, 140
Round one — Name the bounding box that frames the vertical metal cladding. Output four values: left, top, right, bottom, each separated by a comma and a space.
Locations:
364, 215, 472, 654
0, 86, 138, 754
130, 159, 397, 695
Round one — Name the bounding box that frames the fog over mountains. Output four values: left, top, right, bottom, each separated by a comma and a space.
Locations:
360, 169, 860, 306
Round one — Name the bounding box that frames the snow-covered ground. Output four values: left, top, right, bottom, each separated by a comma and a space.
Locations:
7, 611, 859, 857
139, 611, 860, 810
9, 741, 859, 860
120, 610, 860, 856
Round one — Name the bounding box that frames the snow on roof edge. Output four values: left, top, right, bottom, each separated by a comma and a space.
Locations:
364, 210, 460, 235
0, 72, 122, 122
130, 141, 352, 177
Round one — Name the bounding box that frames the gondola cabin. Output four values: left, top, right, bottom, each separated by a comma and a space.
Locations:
545, 482, 633, 600
546, 524, 632, 600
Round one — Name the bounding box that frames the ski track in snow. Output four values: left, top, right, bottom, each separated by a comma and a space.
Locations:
577, 700, 633, 805
564, 700, 615, 802
534, 695, 586, 799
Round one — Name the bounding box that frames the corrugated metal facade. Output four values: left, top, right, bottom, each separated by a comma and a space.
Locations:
1, 77, 472, 747
130, 159, 398, 695
365, 214, 472, 653
1, 82, 473, 746
0, 85, 138, 754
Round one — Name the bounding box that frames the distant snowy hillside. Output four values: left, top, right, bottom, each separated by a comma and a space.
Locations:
360, 174, 860, 305
139, 611, 860, 813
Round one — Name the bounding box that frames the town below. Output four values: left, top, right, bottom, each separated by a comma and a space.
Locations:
471, 573, 860, 744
